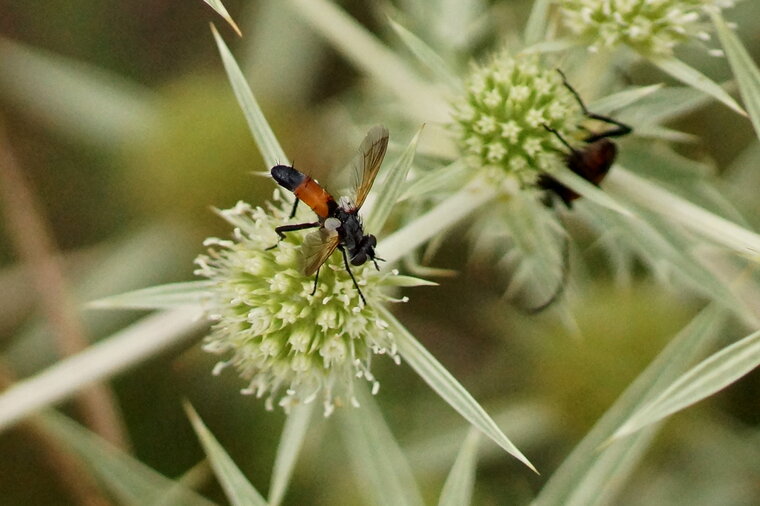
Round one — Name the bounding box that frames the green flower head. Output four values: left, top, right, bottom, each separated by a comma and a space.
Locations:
560, 0, 736, 56
194, 199, 404, 416
451, 53, 583, 189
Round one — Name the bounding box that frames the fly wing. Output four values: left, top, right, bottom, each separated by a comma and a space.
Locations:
350, 125, 389, 209
302, 228, 340, 276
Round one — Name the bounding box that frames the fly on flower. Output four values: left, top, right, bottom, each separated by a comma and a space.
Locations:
539, 69, 632, 208
524, 70, 633, 313
269, 125, 390, 305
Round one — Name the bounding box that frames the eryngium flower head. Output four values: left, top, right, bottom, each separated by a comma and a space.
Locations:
560, 0, 736, 56
194, 200, 402, 416
452, 53, 583, 188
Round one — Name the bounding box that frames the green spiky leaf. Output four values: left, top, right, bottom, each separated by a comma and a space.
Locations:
184, 402, 267, 506
377, 306, 537, 472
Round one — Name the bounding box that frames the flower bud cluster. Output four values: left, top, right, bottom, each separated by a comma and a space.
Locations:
560, 0, 736, 55
195, 200, 401, 415
452, 54, 582, 187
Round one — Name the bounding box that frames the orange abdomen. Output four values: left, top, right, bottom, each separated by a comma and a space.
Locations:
294, 177, 334, 218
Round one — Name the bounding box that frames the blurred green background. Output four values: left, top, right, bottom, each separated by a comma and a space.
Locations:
0, 1, 758, 505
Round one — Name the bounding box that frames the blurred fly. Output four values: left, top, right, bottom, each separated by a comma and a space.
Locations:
269, 126, 389, 305
539, 69, 632, 208
525, 70, 632, 313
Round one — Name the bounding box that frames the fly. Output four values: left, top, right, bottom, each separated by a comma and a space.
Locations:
539, 69, 632, 208
525, 70, 632, 313
269, 126, 389, 305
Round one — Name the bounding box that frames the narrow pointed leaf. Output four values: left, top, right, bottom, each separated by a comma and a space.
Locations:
406, 401, 556, 475
0, 37, 159, 148
438, 429, 480, 506
524, 0, 552, 46
650, 56, 745, 116
387, 19, 462, 91
550, 166, 634, 218
166, 460, 214, 501
613, 329, 760, 440
184, 402, 267, 506
624, 86, 710, 125
402, 255, 459, 279
366, 126, 424, 233
211, 24, 287, 167
493, 193, 567, 311
88, 281, 213, 309
377, 306, 537, 472
432, 0, 486, 54
633, 125, 698, 143
580, 205, 749, 323
340, 388, 425, 506
711, 11, 760, 140
398, 160, 469, 202
381, 179, 497, 265
520, 38, 577, 55
268, 403, 314, 506
287, 0, 449, 122
0, 307, 204, 433
381, 275, 438, 288
588, 84, 662, 115
607, 168, 760, 258
40, 412, 216, 506
203, 0, 242, 36
561, 429, 657, 506
532, 306, 727, 506
3, 223, 194, 376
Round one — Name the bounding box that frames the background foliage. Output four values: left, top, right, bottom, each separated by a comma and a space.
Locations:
0, 0, 758, 505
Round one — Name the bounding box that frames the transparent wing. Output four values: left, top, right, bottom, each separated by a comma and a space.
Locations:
302, 228, 340, 276
351, 125, 389, 209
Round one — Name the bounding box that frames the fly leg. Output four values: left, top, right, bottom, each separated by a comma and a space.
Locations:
556, 69, 632, 142
266, 222, 319, 250
339, 245, 367, 306
311, 267, 320, 296
581, 117, 631, 143
540, 124, 577, 208
543, 124, 576, 153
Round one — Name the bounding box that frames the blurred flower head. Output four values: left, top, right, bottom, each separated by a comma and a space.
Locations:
560, 0, 736, 55
451, 53, 583, 190
195, 200, 403, 416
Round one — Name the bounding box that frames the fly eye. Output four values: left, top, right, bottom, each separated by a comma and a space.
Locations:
351, 253, 367, 266
368, 235, 377, 247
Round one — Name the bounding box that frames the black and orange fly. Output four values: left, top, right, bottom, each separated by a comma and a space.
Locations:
269, 126, 389, 305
